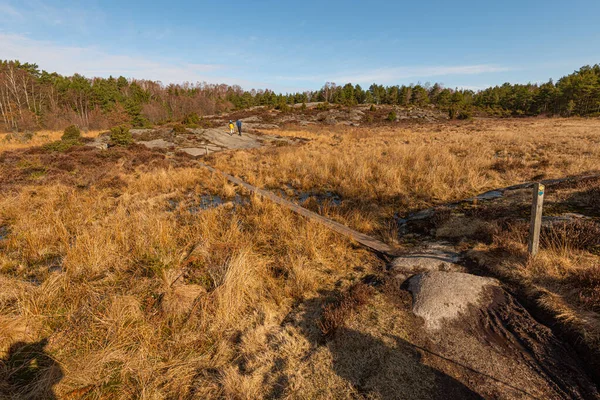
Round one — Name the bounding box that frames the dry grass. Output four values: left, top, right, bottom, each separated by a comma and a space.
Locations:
0, 130, 102, 152
465, 180, 600, 371
210, 118, 600, 236
472, 219, 600, 325
0, 163, 377, 398
1, 117, 600, 398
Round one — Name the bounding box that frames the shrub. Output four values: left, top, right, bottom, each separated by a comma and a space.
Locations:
387, 111, 397, 122
457, 110, 472, 120
318, 283, 373, 338
61, 125, 81, 141
44, 139, 78, 152
130, 114, 152, 129
300, 102, 307, 111
45, 125, 81, 152
316, 102, 330, 111
182, 112, 200, 126
449, 108, 472, 120
110, 125, 133, 146
172, 124, 189, 134
369, 104, 376, 112
276, 101, 290, 112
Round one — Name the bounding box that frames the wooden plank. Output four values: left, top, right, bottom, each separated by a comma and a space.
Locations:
528, 182, 545, 257
200, 163, 396, 256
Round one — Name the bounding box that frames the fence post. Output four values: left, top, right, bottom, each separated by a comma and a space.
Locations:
528, 183, 545, 257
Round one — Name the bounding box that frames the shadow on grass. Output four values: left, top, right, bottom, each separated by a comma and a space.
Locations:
0, 339, 63, 399
324, 327, 484, 400
288, 294, 483, 400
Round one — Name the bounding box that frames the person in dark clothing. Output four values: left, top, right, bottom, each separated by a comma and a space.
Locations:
236, 119, 242, 136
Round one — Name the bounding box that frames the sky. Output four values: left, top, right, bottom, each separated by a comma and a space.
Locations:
0, 0, 599, 92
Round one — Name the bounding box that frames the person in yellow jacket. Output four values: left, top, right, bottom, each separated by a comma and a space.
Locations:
228, 120, 235, 135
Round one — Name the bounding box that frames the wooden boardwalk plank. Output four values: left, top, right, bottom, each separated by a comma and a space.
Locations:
200, 163, 396, 256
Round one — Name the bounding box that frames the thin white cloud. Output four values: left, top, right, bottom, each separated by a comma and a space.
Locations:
0, 2, 22, 18
0, 33, 226, 82
277, 65, 514, 84
1, 0, 99, 33
0, 33, 307, 91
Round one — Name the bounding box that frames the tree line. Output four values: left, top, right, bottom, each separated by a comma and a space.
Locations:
1, 60, 599, 132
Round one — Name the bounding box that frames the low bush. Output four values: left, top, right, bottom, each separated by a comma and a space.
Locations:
45, 125, 82, 152
316, 102, 330, 111
62, 125, 81, 141
369, 104, 376, 112
449, 108, 472, 120
182, 112, 200, 126
44, 140, 79, 152
457, 110, 472, 120
276, 101, 290, 112
172, 124, 189, 134
318, 283, 373, 338
387, 111, 397, 122
110, 125, 133, 146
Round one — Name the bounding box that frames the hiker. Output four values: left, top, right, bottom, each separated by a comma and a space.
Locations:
236, 119, 242, 136
228, 120, 235, 135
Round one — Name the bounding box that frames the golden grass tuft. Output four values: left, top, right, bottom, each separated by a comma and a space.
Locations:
0, 130, 102, 152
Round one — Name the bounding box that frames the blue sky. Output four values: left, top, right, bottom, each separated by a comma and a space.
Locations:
0, 0, 598, 92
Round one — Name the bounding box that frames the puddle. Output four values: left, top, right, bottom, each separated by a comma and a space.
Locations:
48, 264, 63, 273
199, 194, 223, 209
0, 225, 9, 241
298, 191, 342, 206
275, 185, 343, 207
168, 194, 249, 213
475, 190, 504, 201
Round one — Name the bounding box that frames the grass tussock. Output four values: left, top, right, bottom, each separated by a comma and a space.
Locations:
0, 165, 376, 398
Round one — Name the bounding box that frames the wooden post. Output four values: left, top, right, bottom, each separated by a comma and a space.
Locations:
528, 183, 545, 257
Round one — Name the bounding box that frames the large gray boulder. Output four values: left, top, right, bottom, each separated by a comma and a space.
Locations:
404, 271, 599, 399
406, 271, 497, 330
